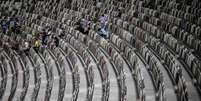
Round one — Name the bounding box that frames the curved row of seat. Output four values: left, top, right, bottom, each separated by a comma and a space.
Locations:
19, 5, 141, 101
0, 0, 201, 101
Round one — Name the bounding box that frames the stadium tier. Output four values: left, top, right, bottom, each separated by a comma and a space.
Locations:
0, 0, 201, 101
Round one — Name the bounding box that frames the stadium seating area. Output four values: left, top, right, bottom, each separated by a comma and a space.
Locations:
0, 0, 201, 101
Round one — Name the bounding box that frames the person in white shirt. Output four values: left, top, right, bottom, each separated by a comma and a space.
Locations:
23, 41, 30, 55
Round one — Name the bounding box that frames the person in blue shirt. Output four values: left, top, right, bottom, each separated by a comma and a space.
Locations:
98, 14, 110, 38
99, 14, 109, 28
1, 17, 9, 34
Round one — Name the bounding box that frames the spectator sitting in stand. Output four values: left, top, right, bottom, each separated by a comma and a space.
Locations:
1, 16, 9, 34
15, 22, 21, 35
11, 40, 20, 52
10, 16, 18, 34
79, 19, 86, 33
54, 36, 59, 47
97, 13, 110, 38
34, 37, 41, 53
23, 41, 30, 55
59, 30, 65, 39
97, 27, 109, 38
75, 18, 90, 35
83, 24, 90, 35
99, 13, 109, 29
40, 29, 48, 46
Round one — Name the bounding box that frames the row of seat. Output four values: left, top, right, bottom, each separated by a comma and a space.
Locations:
0, 0, 168, 100
0, 0, 201, 101
29, 16, 120, 101
105, 0, 201, 95
77, 0, 199, 100
21, 4, 144, 101
21, 8, 108, 101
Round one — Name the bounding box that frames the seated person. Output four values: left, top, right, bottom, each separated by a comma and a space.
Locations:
83, 25, 90, 35
34, 38, 41, 53
40, 29, 49, 46
54, 36, 59, 47
59, 32, 65, 38
98, 27, 109, 38
76, 19, 90, 35
15, 24, 21, 34
10, 16, 18, 33
99, 14, 109, 29
59, 28, 65, 38
23, 41, 30, 55
1, 16, 9, 34
11, 41, 21, 53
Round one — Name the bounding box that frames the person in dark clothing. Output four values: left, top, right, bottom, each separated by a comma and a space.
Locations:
176, 68, 182, 84
98, 27, 109, 38
83, 26, 90, 35
1, 16, 9, 34
10, 16, 19, 34
75, 19, 90, 35
15, 24, 21, 34
41, 27, 51, 46
41, 31, 48, 45
59, 32, 65, 39
11, 42, 20, 51
117, 8, 123, 18
54, 36, 59, 47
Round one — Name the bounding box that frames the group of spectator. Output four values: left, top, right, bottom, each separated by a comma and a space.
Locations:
1, 16, 20, 35
75, 12, 110, 38
0, 15, 60, 55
